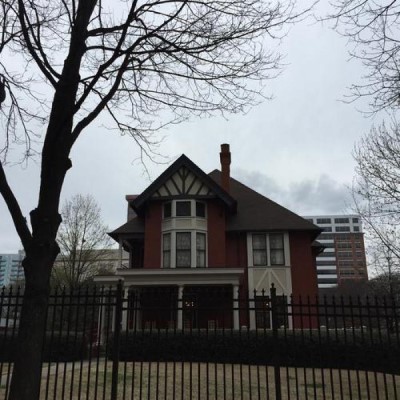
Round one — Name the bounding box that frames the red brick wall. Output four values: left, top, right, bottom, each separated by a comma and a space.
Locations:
226, 232, 247, 268
289, 232, 318, 328
289, 232, 318, 298
143, 202, 162, 268
207, 200, 226, 267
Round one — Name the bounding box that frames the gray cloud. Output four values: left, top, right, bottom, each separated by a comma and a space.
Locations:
234, 169, 352, 216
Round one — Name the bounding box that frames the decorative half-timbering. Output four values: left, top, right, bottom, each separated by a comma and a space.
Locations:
99, 145, 322, 329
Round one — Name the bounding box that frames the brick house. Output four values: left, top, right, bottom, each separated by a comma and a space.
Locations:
96, 144, 321, 329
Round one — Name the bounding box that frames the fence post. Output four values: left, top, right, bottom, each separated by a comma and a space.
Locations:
270, 284, 282, 400
111, 280, 123, 400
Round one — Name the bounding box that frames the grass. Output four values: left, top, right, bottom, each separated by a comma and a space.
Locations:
1, 360, 399, 399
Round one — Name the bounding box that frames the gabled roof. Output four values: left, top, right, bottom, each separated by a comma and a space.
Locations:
131, 154, 237, 214
208, 170, 321, 235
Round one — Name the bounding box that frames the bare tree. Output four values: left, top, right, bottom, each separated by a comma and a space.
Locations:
52, 194, 113, 290
0, 1, 311, 398
353, 120, 400, 259
367, 237, 400, 299
328, 1, 400, 112
352, 120, 400, 302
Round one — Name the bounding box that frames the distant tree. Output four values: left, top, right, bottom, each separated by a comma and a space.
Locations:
367, 238, 400, 300
328, 1, 400, 112
352, 121, 400, 259
0, 2, 312, 398
52, 194, 113, 290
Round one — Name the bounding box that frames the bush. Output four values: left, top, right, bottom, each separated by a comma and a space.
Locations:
0, 331, 87, 362
111, 329, 400, 374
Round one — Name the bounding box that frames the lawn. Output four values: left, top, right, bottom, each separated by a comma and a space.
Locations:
1, 360, 398, 399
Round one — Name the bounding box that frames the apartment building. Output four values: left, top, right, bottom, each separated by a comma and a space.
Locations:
302, 215, 368, 289
0, 251, 24, 287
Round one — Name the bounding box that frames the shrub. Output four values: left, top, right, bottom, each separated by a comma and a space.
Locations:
111, 329, 400, 374
0, 331, 87, 362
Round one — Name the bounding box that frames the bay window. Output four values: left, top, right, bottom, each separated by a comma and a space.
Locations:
162, 231, 207, 268
161, 199, 207, 268
176, 232, 191, 267
196, 233, 206, 267
162, 233, 171, 268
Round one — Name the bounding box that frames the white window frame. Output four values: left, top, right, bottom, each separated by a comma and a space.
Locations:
247, 232, 290, 267
162, 199, 207, 219
162, 230, 207, 268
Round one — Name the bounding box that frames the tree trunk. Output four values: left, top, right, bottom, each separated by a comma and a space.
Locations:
8, 249, 56, 400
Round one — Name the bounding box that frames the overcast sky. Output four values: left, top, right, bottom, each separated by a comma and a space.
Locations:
0, 4, 385, 253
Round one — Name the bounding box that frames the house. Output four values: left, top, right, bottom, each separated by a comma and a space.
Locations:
96, 144, 321, 329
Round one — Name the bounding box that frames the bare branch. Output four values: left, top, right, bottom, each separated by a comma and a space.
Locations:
0, 160, 32, 249
327, 0, 400, 112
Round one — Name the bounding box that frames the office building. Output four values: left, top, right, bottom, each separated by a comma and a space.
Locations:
302, 215, 368, 289
0, 251, 24, 287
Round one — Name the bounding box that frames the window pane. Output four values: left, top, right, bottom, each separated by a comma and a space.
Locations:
253, 234, 266, 250
196, 233, 206, 267
163, 202, 171, 218
163, 251, 171, 268
177, 232, 191, 249
270, 234, 284, 249
196, 233, 205, 250
271, 249, 285, 265
176, 232, 191, 267
176, 201, 191, 216
196, 202, 206, 217
176, 251, 191, 267
197, 251, 205, 268
253, 250, 267, 266
163, 233, 171, 268
163, 233, 171, 251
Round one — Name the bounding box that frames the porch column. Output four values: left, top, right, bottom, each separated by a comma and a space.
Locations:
119, 238, 123, 268
97, 295, 106, 345
233, 285, 239, 330
121, 288, 128, 331
249, 291, 256, 330
177, 285, 184, 330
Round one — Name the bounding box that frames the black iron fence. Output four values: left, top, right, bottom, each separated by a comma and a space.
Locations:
0, 283, 399, 399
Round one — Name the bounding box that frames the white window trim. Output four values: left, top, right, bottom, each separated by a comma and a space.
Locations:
247, 232, 290, 267
162, 230, 208, 269
163, 199, 207, 219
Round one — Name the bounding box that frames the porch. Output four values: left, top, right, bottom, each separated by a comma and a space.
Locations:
94, 267, 244, 330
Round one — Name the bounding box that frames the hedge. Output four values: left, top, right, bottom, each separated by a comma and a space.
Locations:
110, 329, 400, 374
0, 331, 88, 362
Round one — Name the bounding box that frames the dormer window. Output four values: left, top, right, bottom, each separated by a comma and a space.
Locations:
161, 200, 207, 268
176, 201, 191, 217
163, 200, 207, 219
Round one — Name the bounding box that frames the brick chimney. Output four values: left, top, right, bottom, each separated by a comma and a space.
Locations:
220, 143, 231, 192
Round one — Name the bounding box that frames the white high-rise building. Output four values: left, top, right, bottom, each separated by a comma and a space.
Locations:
302, 215, 368, 289
0, 251, 24, 287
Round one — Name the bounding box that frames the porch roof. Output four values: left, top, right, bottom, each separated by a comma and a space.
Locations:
94, 268, 244, 287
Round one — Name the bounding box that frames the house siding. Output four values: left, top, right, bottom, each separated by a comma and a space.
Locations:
143, 202, 162, 268
289, 232, 318, 298
289, 231, 318, 328
207, 200, 226, 267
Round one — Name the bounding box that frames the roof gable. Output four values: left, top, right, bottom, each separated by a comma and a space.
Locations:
153, 166, 215, 198
132, 155, 236, 213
